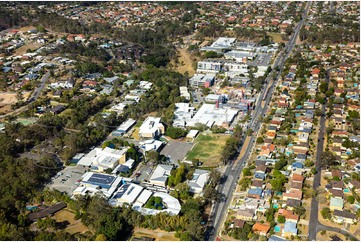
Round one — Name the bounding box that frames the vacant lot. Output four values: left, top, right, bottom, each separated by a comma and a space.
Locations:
0, 92, 31, 104
186, 133, 230, 167
0, 91, 31, 115
15, 42, 42, 56
174, 48, 196, 76
267, 32, 287, 43
316, 230, 346, 241
132, 228, 179, 241
52, 209, 90, 235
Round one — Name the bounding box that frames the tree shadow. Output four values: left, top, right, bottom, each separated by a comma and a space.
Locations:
56, 220, 70, 229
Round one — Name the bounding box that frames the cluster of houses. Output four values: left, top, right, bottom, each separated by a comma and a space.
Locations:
226, 40, 360, 239
325, 169, 359, 224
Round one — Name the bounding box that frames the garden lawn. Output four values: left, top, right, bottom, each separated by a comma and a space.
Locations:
186, 134, 230, 167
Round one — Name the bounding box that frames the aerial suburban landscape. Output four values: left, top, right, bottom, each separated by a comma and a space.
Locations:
0, 1, 360, 241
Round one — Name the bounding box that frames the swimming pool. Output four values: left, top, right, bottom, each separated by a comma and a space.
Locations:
274, 226, 281, 232
273, 204, 279, 209
344, 189, 350, 193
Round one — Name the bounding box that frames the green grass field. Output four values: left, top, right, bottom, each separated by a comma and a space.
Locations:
186, 133, 230, 167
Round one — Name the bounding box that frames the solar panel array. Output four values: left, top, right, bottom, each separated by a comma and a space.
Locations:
113, 184, 130, 199
88, 173, 115, 185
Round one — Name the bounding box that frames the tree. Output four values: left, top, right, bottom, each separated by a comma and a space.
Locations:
347, 196, 355, 204
256, 137, 264, 143
321, 207, 332, 220
246, 129, 253, 136
243, 168, 252, 176
180, 232, 192, 241
165, 127, 187, 139
95, 234, 107, 241
320, 151, 340, 168
293, 206, 306, 216
171, 183, 191, 201
269, 170, 288, 192
204, 51, 219, 58
265, 207, 276, 222
277, 215, 286, 223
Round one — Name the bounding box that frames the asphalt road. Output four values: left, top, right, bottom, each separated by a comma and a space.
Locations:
307, 88, 326, 240
206, 2, 312, 241
30, 71, 50, 101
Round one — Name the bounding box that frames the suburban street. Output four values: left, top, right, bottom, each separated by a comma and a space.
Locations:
206, 2, 312, 241
308, 67, 358, 241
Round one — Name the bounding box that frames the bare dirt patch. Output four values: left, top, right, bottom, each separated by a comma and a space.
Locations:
316, 230, 346, 241
52, 209, 91, 235
172, 48, 196, 76
0, 104, 12, 114
133, 228, 179, 241
0, 91, 31, 104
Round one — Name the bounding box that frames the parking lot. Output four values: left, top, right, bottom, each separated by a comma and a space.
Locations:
133, 163, 154, 182
47, 165, 88, 195
248, 53, 273, 67
160, 140, 194, 164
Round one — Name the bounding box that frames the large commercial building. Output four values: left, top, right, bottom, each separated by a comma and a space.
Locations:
77, 147, 128, 172
79, 172, 123, 198
173, 103, 238, 128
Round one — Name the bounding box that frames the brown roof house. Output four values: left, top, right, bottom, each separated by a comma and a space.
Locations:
252, 223, 270, 236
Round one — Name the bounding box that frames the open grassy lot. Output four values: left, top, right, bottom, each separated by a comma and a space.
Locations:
267, 32, 287, 43
186, 133, 230, 167
52, 209, 91, 235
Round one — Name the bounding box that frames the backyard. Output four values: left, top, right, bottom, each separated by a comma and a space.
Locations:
186, 133, 230, 167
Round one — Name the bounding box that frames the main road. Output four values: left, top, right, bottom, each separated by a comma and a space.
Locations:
206, 2, 312, 241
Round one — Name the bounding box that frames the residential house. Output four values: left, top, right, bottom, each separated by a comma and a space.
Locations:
250, 180, 264, 189
333, 210, 356, 224
233, 219, 245, 228
188, 169, 209, 194
283, 190, 302, 201
236, 208, 255, 221
282, 221, 298, 237
286, 199, 301, 209
329, 189, 344, 199
254, 165, 268, 180
252, 223, 270, 236
269, 235, 286, 241
329, 197, 344, 211
49, 105, 65, 115
148, 164, 173, 187
248, 188, 263, 199
277, 209, 299, 223
326, 181, 343, 191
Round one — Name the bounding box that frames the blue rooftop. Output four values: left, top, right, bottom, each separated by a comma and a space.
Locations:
248, 188, 263, 196
283, 221, 297, 234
